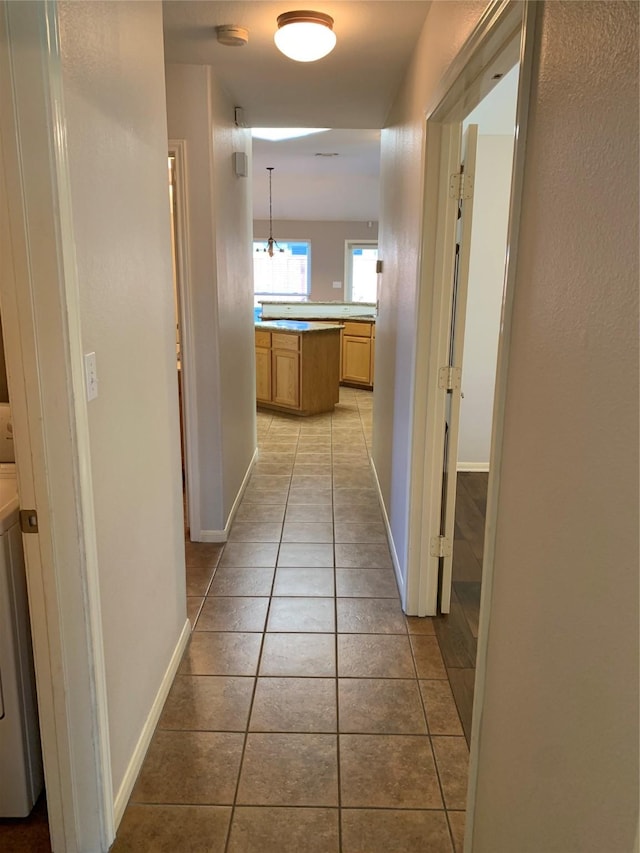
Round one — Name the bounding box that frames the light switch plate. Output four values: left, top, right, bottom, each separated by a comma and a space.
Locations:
332, 280, 342, 289
84, 352, 98, 401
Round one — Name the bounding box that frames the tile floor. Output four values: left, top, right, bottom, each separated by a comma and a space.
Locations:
113, 387, 469, 852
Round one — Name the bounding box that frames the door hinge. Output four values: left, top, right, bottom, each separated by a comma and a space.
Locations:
19, 509, 39, 534
430, 535, 452, 558
438, 366, 462, 391
449, 172, 474, 200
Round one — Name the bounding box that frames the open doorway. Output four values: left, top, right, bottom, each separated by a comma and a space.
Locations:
436, 65, 519, 742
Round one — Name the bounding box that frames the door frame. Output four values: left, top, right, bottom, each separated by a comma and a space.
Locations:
0, 2, 113, 849
405, 0, 535, 616
168, 140, 200, 539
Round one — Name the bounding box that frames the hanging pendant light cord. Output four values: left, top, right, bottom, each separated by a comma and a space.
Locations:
267, 166, 275, 257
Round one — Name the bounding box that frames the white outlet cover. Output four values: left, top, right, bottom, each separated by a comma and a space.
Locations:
84, 352, 98, 401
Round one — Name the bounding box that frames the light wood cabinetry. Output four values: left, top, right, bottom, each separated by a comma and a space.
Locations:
340, 320, 374, 388
255, 326, 341, 415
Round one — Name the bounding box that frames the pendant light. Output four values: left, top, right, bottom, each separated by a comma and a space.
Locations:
274, 11, 336, 62
264, 167, 283, 257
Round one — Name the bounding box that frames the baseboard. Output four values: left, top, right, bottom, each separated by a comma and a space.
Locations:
369, 457, 405, 603
113, 618, 191, 828
193, 449, 258, 543
457, 462, 490, 472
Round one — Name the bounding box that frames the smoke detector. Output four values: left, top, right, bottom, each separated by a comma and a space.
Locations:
216, 25, 249, 47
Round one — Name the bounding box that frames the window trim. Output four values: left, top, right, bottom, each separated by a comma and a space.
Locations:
344, 239, 379, 302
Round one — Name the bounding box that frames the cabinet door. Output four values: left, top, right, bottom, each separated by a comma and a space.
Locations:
342, 335, 372, 384
272, 349, 300, 408
255, 347, 271, 402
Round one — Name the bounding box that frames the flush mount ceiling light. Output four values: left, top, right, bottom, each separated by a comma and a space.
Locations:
274, 11, 336, 62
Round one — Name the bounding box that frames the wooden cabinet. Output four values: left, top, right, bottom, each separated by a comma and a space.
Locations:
272, 348, 300, 408
255, 344, 271, 403
340, 321, 374, 388
255, 326, 340, 415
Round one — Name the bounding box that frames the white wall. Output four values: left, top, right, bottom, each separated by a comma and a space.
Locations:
165, 63, 255, 538
373, 0, 488, 587
253, 219, 378, 302
458, 135, 514, 469
57, 0, 186, 797
471, 2, 639, 850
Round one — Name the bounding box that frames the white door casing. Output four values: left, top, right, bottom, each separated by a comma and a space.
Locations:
439, 124, 479, 613
0, 2, 113, 850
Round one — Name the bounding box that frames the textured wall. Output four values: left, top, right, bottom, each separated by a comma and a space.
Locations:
374, 0, 488, 583
165, 64, 255, 536
472, 2, 639, 850
57, 0, 186, 795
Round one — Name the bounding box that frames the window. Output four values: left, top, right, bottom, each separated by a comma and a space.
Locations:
345, 241, 378, 303
253, 240, 310, 306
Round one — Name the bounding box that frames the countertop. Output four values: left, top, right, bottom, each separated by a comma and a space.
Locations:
255, 320, 344, 333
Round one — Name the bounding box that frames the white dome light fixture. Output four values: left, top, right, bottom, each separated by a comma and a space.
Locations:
274, 11, 336, 62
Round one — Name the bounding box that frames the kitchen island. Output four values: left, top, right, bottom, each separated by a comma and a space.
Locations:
255, 320, 343, 415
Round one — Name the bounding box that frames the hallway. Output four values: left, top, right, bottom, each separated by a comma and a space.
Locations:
114, 387, 468, 852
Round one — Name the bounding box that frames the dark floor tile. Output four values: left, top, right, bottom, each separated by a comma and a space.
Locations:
219, 542, 279, 568
419, 680, 464, 736
249, 677, 336, 732
405, 615, 437, 635
410, 635, 448, 679
260, 633, 335, 677
335, 544, 392, 569
458, 471, 488, 516
277, 543, 334, 568
333, 522, 387, 543
451, 539, 483, 582
112, 804, 231, 852
185, 565, 215, 597
453, 581, 481, 638
338, 635, 415, 678
227, 807, 339, 853
234, 503, 287, 523
179, 632, 262, 676
158, 675, 254, 731
267, 597, 335, 632
0, 793, 51, 853
227, 521, 283, 543
448, 810, 467, 853
284, 504, 333, 522
196, 597, 269, 632
186, 597, 203, 627
273, 567, 335, 597
454, 483, 485, 562
340, 735, 442, 808
337, 598, 406, 634
446, 668, 476, 747
341, 809, 453, 853
185, 541, 224, 569
432, 737, 469, 810
338, 679, 427, 734
237, 734, 338, 806
131, 731, 244, 804
208, 567, 274, 597
433, 598, 477, 668
335, 569, 399, 598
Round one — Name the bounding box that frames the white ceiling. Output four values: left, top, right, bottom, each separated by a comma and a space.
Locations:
163, 1, 431, 128
163, 1, 430, 221
464, 65, 519, 135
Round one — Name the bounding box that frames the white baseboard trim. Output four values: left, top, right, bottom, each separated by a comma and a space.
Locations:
193, 449, 258, 543
113, 618, 191, 828
369, 457, 405, 603
457, 462, 490, 472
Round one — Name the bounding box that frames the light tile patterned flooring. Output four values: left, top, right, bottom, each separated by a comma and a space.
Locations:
113, 387, 469, 853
